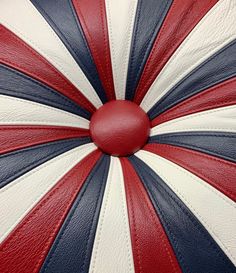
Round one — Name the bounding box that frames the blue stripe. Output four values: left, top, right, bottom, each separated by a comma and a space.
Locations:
125, 0, 173, 101
40, 154, 110, 273
148, 39, 236, 119
0, 64, 90, 119
0, 137, 91, 189
129, 155, 236, 273
31, 0, 108, 103
149, 132, 236, 163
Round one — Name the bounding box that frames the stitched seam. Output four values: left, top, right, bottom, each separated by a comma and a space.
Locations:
41, 156, 104, 273
142, 0, 230, 109
141, 154, 236, 262
0, 144, 93, 193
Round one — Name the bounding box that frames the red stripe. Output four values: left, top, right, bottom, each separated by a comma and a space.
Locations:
0, 25, 96, 113
0, 150, 101, 273
72, 0, 116, 101
0, 125, 89, 155
144, 143, 236, 202
152, 77, 236, 127
134, 0, 218, 104
120, 158, 182, 273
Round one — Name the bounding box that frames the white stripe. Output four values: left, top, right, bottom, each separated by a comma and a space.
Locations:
151, 105, 236, 136
89, 157, 135, 273
136, 149, 236, 265
141, 0, 236, 111
0, 0, 102, 108
0, 95, 89, 129
105, 0, 138, 100
0, 143, 96, 243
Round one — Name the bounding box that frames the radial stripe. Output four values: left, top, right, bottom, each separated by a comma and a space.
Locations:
0, 149, 101, 273
0, 137, 91, 189
105, 0, 138, 99
144, 143, 236, 202
130, 151, 235, 273
151, 105, 236, 136
125, 0, 173, 101
72, 0, 116, 101
141, 0, 236, 112
0, 24, 96, 114
134, 0, 218, 104
120, 158, 182, 273
89, 157, 135, 273
0, 125, 89, 155
0, 95, 89, 129
0, 0, 102, 108
40, 155, 110, 273
148, 38, 236, 119
31, 0, 107, 104
135, 150, 236, 267
150, 132, 236, 163
0, 143, 97, 243
0, 64, 90, 119
152, 77, 236, 127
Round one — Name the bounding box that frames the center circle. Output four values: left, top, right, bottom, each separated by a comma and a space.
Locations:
90, 100, 150, 156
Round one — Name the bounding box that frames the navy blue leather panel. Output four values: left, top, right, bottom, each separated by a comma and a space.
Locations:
149, 132, 236, 163
0, 65, 90, 119
129, 155, 236, 273
40, 155, 110, 273
0, 137, 91, 189
31, 0, 108, 103
125, 0, 173, 101
148, 39, 236, 119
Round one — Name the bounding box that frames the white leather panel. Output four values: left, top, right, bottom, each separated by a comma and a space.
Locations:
141, 0, 236, 111
0, 0, 102, 108
0, 95, 89, 129
151, 105, 236, 136
136, 150, 236, 266
89, 157, 135, 273
105, 0, 138, 100
0, 143, 96, 243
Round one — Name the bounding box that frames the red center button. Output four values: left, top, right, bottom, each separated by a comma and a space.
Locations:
90, 100, 150, 156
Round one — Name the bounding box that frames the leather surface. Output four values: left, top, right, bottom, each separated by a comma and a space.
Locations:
0, 24, 95, 114
141, 0, 236, 112
152, 77, 236, 126
144, 143, 236, 202
151, 105, 236, 136
72, 0, 116, 101
0, 137, 90, 188
121, 158, 182, 273
40, 155, 110, 273
0, 64, 90, 119
130, 153, 236, 273
0, 125, 89, 155
0, 143, 97, 243
134, 0, 218, 104
148, 39, 236, 120
125, 0, 173, 100
0, 0, 102, 108
150, 131, 236, 163
31, 0, 108, 104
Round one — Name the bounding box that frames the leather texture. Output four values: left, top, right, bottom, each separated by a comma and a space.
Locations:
130, 153, 236, 273
0, 0, 236, 272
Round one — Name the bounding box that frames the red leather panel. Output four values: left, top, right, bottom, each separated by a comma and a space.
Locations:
72, 0, 116, 101
152, 77, 236, 127
134, 0, 218, 104
120, 158, 182, 273
90, 101, 150, 156
144, 143, 236, 202
0, 125, 89, 155
0, 150, 101, 273
0, 25, 96, 113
